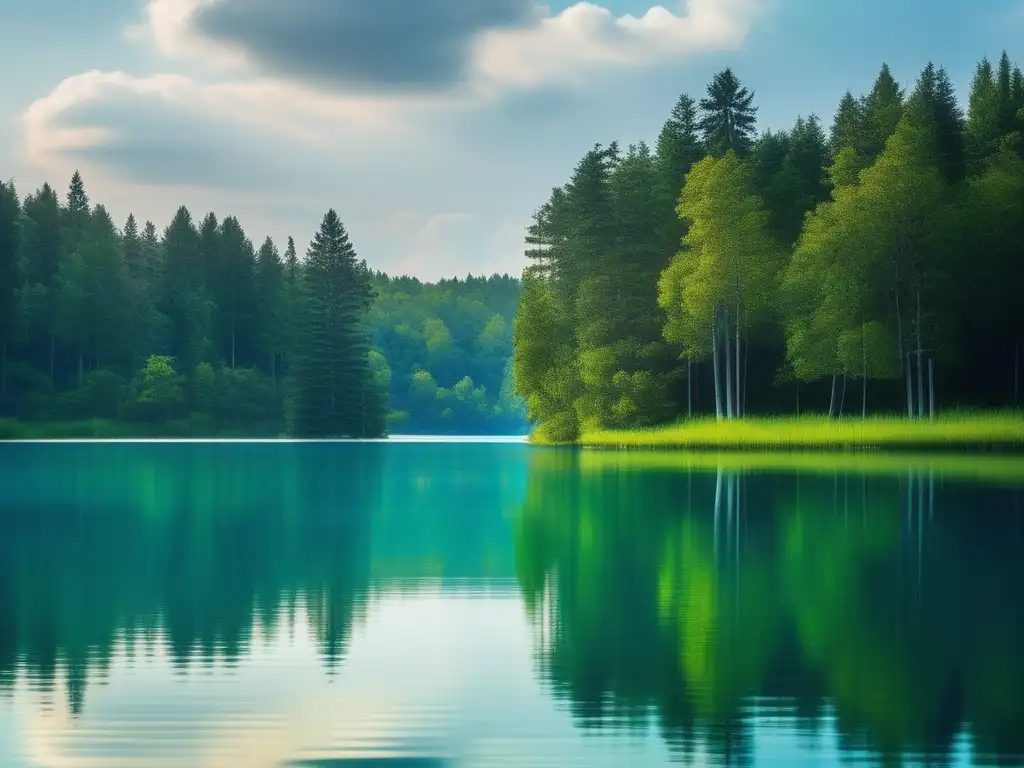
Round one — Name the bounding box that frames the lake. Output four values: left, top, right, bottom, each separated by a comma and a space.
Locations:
0, 440, 1022, 767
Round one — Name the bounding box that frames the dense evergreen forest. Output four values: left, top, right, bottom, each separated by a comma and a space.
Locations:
0, 173, 525, 437
513, 53, 1024, 441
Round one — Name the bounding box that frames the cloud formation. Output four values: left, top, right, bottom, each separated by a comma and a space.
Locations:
18, 0, 770, 278
192, 0, 537, 93
132, 0, 767, 95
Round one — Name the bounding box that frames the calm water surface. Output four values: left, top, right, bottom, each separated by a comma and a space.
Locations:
0, 440, 1022, 767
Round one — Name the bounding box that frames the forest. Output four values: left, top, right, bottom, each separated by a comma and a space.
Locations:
0, 173, 526, 438
513, 53, 1024, 441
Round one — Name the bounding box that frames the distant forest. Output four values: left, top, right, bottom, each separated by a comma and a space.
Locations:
0, 175, 526, 437
514, 53, 1024, 441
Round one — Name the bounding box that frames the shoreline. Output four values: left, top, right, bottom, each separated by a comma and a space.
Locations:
529, 413, 1024, 453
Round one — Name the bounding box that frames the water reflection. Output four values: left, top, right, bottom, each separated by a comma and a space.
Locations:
515, 449, 1024, 767
0, 443, 382, 711
0, 442, 1022, 766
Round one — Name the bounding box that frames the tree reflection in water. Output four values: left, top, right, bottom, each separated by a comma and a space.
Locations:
515, 449, 1024, 767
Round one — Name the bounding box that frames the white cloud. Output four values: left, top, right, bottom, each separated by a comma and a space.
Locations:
472, 0, 765, 91
21, 69, 427, 176
128, 0, 768, 100
15, 0, 770, 280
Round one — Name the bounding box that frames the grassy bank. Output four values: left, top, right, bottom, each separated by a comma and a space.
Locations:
534, 412, 1024, 451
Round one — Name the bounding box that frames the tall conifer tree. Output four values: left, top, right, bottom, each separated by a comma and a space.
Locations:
291, 210, 382, 437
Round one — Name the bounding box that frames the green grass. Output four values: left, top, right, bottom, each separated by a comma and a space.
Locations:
575, 449, 1024, 486
535, 411, 1024, 450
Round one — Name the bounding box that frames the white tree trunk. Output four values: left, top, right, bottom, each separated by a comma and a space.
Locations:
916, 289, 924, 420
862, 318, 867, 418
928, 358, 935, 420
687, 356, 692, 419
724, 309, 734, 420
905, 353, 914, 419
742, 339, 749, 418
735, 310, 741, 419
712, 316, 723, 421
828, 374, 837, 419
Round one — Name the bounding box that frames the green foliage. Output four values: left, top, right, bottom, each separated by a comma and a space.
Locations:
1, 171, 523, 438
131, 355, 184, 421
699, 68, 758, 157
516, 53, 1024, 438
660, 152, 783, 353
369, 273, 525, 434
290, 209, 380, 438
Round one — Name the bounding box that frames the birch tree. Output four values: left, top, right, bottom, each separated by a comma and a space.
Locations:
659, 152, 783, 419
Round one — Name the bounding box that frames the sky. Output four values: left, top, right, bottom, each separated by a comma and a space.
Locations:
1, 0, 1021, 281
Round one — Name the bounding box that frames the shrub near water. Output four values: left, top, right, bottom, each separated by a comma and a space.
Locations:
569, 412, 1024, 449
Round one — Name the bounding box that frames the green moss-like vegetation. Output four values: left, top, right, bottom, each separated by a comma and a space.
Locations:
533, 412, 1024, 450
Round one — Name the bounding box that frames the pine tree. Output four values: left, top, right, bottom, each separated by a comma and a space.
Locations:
656, 93, 704, 206
141, 221, 161, 277
829, 91, 865, 157
22, 183, 63, 380
122, 214, 143, 278
197, 212, 220, 294
122, 214, 161, 366
63, 170, 90, 254
861, 63, 905, 162
0, 181, 19, 407
908, 63, 966, 183
212, 216, 257, 368
997, 50, 1015, 135
284, 236, 298, 281
281, 235, 300, 376
749, 129, 792, 240
966, 57, 1002, 173
160, 206, 209, 366
291, 210, 380, 437
655, 93, 705, 264
698, 68, 758, 157
256, 236, 284, 380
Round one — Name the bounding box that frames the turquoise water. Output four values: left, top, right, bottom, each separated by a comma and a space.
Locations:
0, 440, 1022, 767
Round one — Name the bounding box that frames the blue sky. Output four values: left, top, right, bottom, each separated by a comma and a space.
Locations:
2, 0, 1021, 280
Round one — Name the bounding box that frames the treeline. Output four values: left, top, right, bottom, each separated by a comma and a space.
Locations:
370, 273, 527, 434
0, 171, 527, 437
513, 54, 1024, 440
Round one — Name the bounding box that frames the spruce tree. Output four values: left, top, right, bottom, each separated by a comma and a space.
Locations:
908, 64, 966, 184
256, 236, 284, 380
122, 214, 143, 278
656, 93, 704, 204
655, 93, 704, 261
861, 63, 905, 162
281, 236, 300, 375
22, 183, 63, 380
159, 206, 208, 366
0, 182, 19, 407
291, 209, 380, 437
829, 91, 865, 157
63, 170, 90, 254
997, 50, 1015, 135
698, 68, 758, 157
966, 57, 1002, 172
197, 212, 220, 295
212, 215, 257, 368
